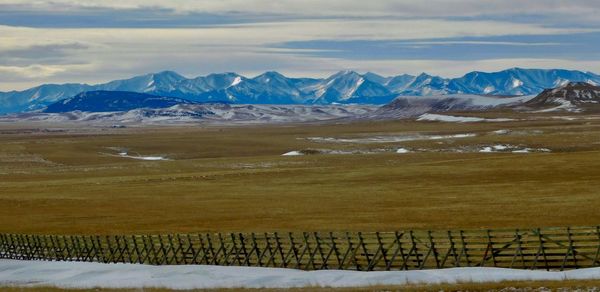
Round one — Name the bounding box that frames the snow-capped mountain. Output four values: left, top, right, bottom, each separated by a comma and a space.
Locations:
447, 68, 600, 96
524, 81, 600, 112
399, 73, 450, 96
200, 71, 318, 104
44, 91, 201, 113
96, 71, 186, 94
2, 68, 600, 114
304, 70, 393, 104
0, 83, 93, 114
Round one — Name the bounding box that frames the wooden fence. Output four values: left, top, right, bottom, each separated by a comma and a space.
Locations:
2, 226, 600, 271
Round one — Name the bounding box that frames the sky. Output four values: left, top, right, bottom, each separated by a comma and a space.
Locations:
1, 0, 600, 91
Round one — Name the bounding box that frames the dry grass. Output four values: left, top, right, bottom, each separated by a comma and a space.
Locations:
1, 114, 600, 235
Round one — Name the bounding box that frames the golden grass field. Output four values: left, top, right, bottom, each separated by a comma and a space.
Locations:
1, 112, 600, 235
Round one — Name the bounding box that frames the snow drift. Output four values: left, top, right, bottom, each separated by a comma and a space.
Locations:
2, 260, 600, 290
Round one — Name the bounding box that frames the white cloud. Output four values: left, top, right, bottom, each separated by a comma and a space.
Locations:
2, 0, 599, 18
0, 64, 67, 78
0, 1, 599, 90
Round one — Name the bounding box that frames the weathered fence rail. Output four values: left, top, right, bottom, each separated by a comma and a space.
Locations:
2, 226, 600, 271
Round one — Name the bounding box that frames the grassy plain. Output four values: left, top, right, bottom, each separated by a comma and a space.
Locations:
1, 112, 600, 235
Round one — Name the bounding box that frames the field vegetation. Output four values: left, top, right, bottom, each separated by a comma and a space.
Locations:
1, 112, 600, 235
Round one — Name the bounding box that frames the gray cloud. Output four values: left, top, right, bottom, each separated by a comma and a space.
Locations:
0, 4, 284, 28
0, 0, 600, 90
273, 32, 600, 61
0, 43, 89, 66
1, 0, 600, 28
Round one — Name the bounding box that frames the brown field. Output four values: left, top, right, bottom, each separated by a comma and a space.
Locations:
1, 112, 600, 235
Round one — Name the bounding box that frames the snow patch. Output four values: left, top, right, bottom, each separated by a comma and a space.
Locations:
417, 113, 514, 123
534, 99, 581, 113
512, 149, 530, 153
512, 148, 549, 153
483, 86, 495, 94
512, 78, 523, 88
479, 146, 494, 153
230, 76, 242, 87
3, 260, 600, 290
282, 151, 303, 156
492, 129, 510, 135
493, 144, 509, 150
552, 116, 578, 121
553, 78, 570, 87
478, 145, 550, 154
116, 151, 167, 161
396, 148, 410, 154
307, 133, 476, 144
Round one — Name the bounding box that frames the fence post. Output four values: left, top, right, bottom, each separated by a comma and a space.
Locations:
487, 229, 497, 267
459, 230, 470, 267
273, 232, 286, 268
228, 233, 242, 266
263, 233, 276, 267
594, 226, 600, 266
314, 232, 327, 270
197, 234, 210, 265
561, 227, 577, 270
408, 231, 421, 269
238, 233, 250, 266
329, 232, 342, 269
534, 228, 549, 270
287, 232, 300, 269
510, 229, 525, 269
386, 231, 406, 270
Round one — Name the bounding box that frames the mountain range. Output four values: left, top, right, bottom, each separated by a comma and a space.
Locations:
1, 68, 600, 114
44, 91, 202, 113
6, 81, 600, 124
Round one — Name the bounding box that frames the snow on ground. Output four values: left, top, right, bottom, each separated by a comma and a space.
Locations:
396, 148, 410, 153
3, 260, 600, 290
478, 145, 550, 153
282, 151, 303, 156
511, 148, 551, 153
307, 133, 476, 144
399, 94, 534, 107
281, 144, 551, 156
417, 113, 515, 123
117, 151, 167, 161
492, 129, 511, 135
0, 104, 379, 125
282, 149, 384, 156
534, 99, 582, 113
479, 146, 494, 153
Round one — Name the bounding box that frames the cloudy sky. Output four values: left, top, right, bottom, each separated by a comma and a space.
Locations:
1, 0, 600, 90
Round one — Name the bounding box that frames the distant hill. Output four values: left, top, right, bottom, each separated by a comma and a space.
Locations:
3, 103, 376, 124
43, 91, 199, 113
524, 82, 600, 112
2, 68, 600, 114
374, 94, 532, 119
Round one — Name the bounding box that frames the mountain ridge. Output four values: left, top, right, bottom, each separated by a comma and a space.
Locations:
43, 90, 207, 113
2, 68, 600, 114
524, 81, 600, 112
